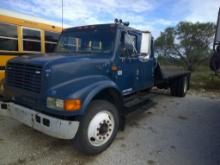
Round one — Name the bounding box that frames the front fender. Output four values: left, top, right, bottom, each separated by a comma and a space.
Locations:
47, 75, 121, 116
80, 80, 121, 114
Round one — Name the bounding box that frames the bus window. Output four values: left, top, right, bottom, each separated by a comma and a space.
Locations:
0, 23, 18, 51
23, 28, 41, 52
45, 31, 60, 52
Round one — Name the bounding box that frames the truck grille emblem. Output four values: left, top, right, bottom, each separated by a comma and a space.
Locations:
35, 71, 41, 74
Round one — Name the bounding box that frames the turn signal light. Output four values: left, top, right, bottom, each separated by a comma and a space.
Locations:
64, 99, 81, 111
111, 65, 118, 72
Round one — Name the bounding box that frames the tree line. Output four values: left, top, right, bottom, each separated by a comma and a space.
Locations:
155, 22, 216, 71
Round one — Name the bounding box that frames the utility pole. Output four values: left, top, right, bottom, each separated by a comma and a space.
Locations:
62, 0, 64, 31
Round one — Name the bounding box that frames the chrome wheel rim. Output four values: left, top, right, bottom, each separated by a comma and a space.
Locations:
87, 110, 115, 147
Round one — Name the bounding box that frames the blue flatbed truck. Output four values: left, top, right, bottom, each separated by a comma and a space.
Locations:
0, 20, 190, 155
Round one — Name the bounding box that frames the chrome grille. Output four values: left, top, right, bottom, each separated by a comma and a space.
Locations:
6, 62, 42, 93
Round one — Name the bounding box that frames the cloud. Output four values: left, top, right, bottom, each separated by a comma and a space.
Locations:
1, 0, 164, 36
186, 0, 219, 23
99, 0, 154, 13
1, 0, 218, 38
172, 0, 219, 23
4, 0, 155, 22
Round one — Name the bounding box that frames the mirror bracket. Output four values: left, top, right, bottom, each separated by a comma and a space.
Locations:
138, 53, 150, 62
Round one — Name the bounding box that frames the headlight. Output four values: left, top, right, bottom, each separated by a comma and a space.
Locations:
47, 97, 81, 111
47, 97, 64, 110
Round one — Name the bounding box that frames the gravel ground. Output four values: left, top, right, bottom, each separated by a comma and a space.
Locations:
0, 90, 220, 165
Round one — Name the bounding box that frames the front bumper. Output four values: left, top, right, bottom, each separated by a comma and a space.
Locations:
0, 101, 79, 139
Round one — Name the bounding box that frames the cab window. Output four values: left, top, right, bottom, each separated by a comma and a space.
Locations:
120, 32, 137, 57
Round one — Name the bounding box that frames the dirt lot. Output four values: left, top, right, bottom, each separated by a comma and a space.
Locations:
0, 90, 220, 165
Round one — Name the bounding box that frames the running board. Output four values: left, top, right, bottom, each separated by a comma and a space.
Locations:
123, 92, 156, 113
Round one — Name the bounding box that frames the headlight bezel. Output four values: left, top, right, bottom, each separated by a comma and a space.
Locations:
47, 97, 64, 111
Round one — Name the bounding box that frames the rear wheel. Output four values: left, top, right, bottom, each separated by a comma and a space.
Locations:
170, 76, 188, 97
74, 100, 119, 155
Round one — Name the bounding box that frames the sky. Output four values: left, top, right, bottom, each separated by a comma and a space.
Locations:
0, 0, 219, 37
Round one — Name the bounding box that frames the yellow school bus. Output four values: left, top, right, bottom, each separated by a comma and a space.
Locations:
0, 9, 63, 94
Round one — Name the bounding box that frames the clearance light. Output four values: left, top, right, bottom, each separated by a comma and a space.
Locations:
64, 99, 81, 111
111, 65, 118, 72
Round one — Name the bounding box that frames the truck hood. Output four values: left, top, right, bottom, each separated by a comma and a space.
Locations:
9, 53, 112, 89
10, 53, 95, 66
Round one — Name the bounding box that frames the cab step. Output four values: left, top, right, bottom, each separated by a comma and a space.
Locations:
123, 92, 156, 113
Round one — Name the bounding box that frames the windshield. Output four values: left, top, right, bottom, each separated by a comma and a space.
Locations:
55, 27, 116, 55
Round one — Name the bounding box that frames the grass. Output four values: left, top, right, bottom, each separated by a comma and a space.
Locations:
190, 65, 220, 91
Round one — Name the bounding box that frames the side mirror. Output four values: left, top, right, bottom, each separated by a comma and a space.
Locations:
139, 32, 151, 61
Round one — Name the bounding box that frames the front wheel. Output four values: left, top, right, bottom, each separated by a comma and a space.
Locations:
74, 100, 119, 155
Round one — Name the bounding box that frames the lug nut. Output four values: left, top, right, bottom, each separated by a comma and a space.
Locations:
90, 137, 95, 142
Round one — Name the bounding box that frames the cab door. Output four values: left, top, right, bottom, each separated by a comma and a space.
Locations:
115, 31, 139, 95
136, 32, 154, 90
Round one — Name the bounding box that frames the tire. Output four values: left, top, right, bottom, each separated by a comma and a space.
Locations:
74, 100, 119, 155
170, 76, 188, 97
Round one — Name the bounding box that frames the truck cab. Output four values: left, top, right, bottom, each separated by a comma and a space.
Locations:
0, 20, 190, 154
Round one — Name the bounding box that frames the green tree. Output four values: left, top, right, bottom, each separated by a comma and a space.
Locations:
155, 22, 216, 71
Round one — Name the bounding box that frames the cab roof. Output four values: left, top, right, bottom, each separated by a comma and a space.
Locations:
63, 23, 150, 34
